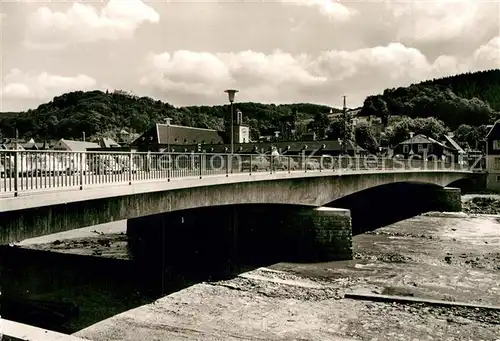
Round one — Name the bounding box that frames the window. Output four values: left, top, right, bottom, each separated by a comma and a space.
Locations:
403, 145, 409, 153
417, 144, 424, 152
496, 176, 500, 182
494, 157, 500, 170
428, 144, 433, 152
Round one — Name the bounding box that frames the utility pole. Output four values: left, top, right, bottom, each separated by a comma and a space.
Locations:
341, 95, 348, 155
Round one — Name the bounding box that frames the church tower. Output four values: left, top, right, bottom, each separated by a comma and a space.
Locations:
226, 108, 250, 143
234, 109, 250, 143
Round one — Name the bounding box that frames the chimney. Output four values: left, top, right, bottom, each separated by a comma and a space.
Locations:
409, 132, 414, 138
165, 117, 171, 125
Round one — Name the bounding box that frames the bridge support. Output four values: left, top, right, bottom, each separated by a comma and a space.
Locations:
282, 207, 352, 262
126, 205, 353, 292
430, 187, 462, 212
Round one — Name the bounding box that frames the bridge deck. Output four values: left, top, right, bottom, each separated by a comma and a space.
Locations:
0, 151, 471, 212
0, 167, 470, 213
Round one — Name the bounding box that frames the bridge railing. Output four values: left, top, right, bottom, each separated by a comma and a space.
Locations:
0, 150, 468, 196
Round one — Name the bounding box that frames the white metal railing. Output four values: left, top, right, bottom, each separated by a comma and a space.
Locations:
0, 150, 471, 197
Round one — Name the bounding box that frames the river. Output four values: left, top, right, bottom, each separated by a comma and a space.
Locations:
2, 197, 500, 340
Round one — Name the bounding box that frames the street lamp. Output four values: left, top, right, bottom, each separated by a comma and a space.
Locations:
225, 89, 239, 155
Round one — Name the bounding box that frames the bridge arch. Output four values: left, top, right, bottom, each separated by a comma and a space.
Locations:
328, 181, 462, 235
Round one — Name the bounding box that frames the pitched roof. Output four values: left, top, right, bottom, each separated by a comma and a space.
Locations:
59, 139, 100, 151
156, 124, 225, 145
100, 138, 121, 148
398, 134, 434, 145
486, 120, 500, 139
397, 134, 457, 152
442, 135, 464, 152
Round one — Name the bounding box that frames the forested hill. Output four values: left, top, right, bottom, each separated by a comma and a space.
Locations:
360, 69, 500, 129
0, 90, 337, 140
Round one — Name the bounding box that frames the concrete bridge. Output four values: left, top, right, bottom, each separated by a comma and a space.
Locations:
0, 151, 474, 262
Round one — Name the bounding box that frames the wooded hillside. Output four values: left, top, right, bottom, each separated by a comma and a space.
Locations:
0, 90, 337, 141
360, 69, 500, 129
1, 69, 498, 142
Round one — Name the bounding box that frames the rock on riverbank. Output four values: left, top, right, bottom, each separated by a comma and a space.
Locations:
463, 196, 500, 215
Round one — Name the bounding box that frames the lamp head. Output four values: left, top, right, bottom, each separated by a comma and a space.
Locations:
224, 89, 239, 103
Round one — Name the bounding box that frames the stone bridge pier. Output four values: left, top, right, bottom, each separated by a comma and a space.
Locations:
428, 187, 462, 212
126, 204, 352, 291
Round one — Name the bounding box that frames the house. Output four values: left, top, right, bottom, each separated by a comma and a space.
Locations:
23, 138, 50, 150
130, 118, 226, 152
52, 139, 100, 151
393, 133, 458, 162
1, 140, 25, 150
484, 120, 500, 190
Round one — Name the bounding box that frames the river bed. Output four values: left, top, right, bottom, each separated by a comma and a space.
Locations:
6, 199, 500, 340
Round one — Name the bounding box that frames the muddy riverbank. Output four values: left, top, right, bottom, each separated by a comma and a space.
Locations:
72, 212, 499, 341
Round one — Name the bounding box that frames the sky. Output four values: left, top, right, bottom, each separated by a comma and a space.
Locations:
0, 0, 499, 112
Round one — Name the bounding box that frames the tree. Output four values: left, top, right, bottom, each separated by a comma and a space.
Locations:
453, 124, 489, 150
360, 96, 390, 126
355, 122, 379, 153
328, 115, 354, 142
384, 117, 448, 146
310, 111, 330, 139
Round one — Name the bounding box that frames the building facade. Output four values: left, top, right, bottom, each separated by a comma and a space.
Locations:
485, 120, 500, 190
393, 133, 458, 161
131, 119, 225, 152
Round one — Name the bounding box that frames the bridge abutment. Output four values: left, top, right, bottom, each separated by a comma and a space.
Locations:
430, 187, 462, 212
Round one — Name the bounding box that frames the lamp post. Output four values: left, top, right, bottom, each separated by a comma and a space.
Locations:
225, 89, 239, 155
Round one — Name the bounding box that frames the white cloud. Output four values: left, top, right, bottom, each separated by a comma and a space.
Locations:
25, 0, 159, 49
1, 69, 97, 100
140, 50, 327, 102
283, 0, 357, 22
140, 38, 500, 107
386, 0, 495, 44
471, 36, 500, 70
